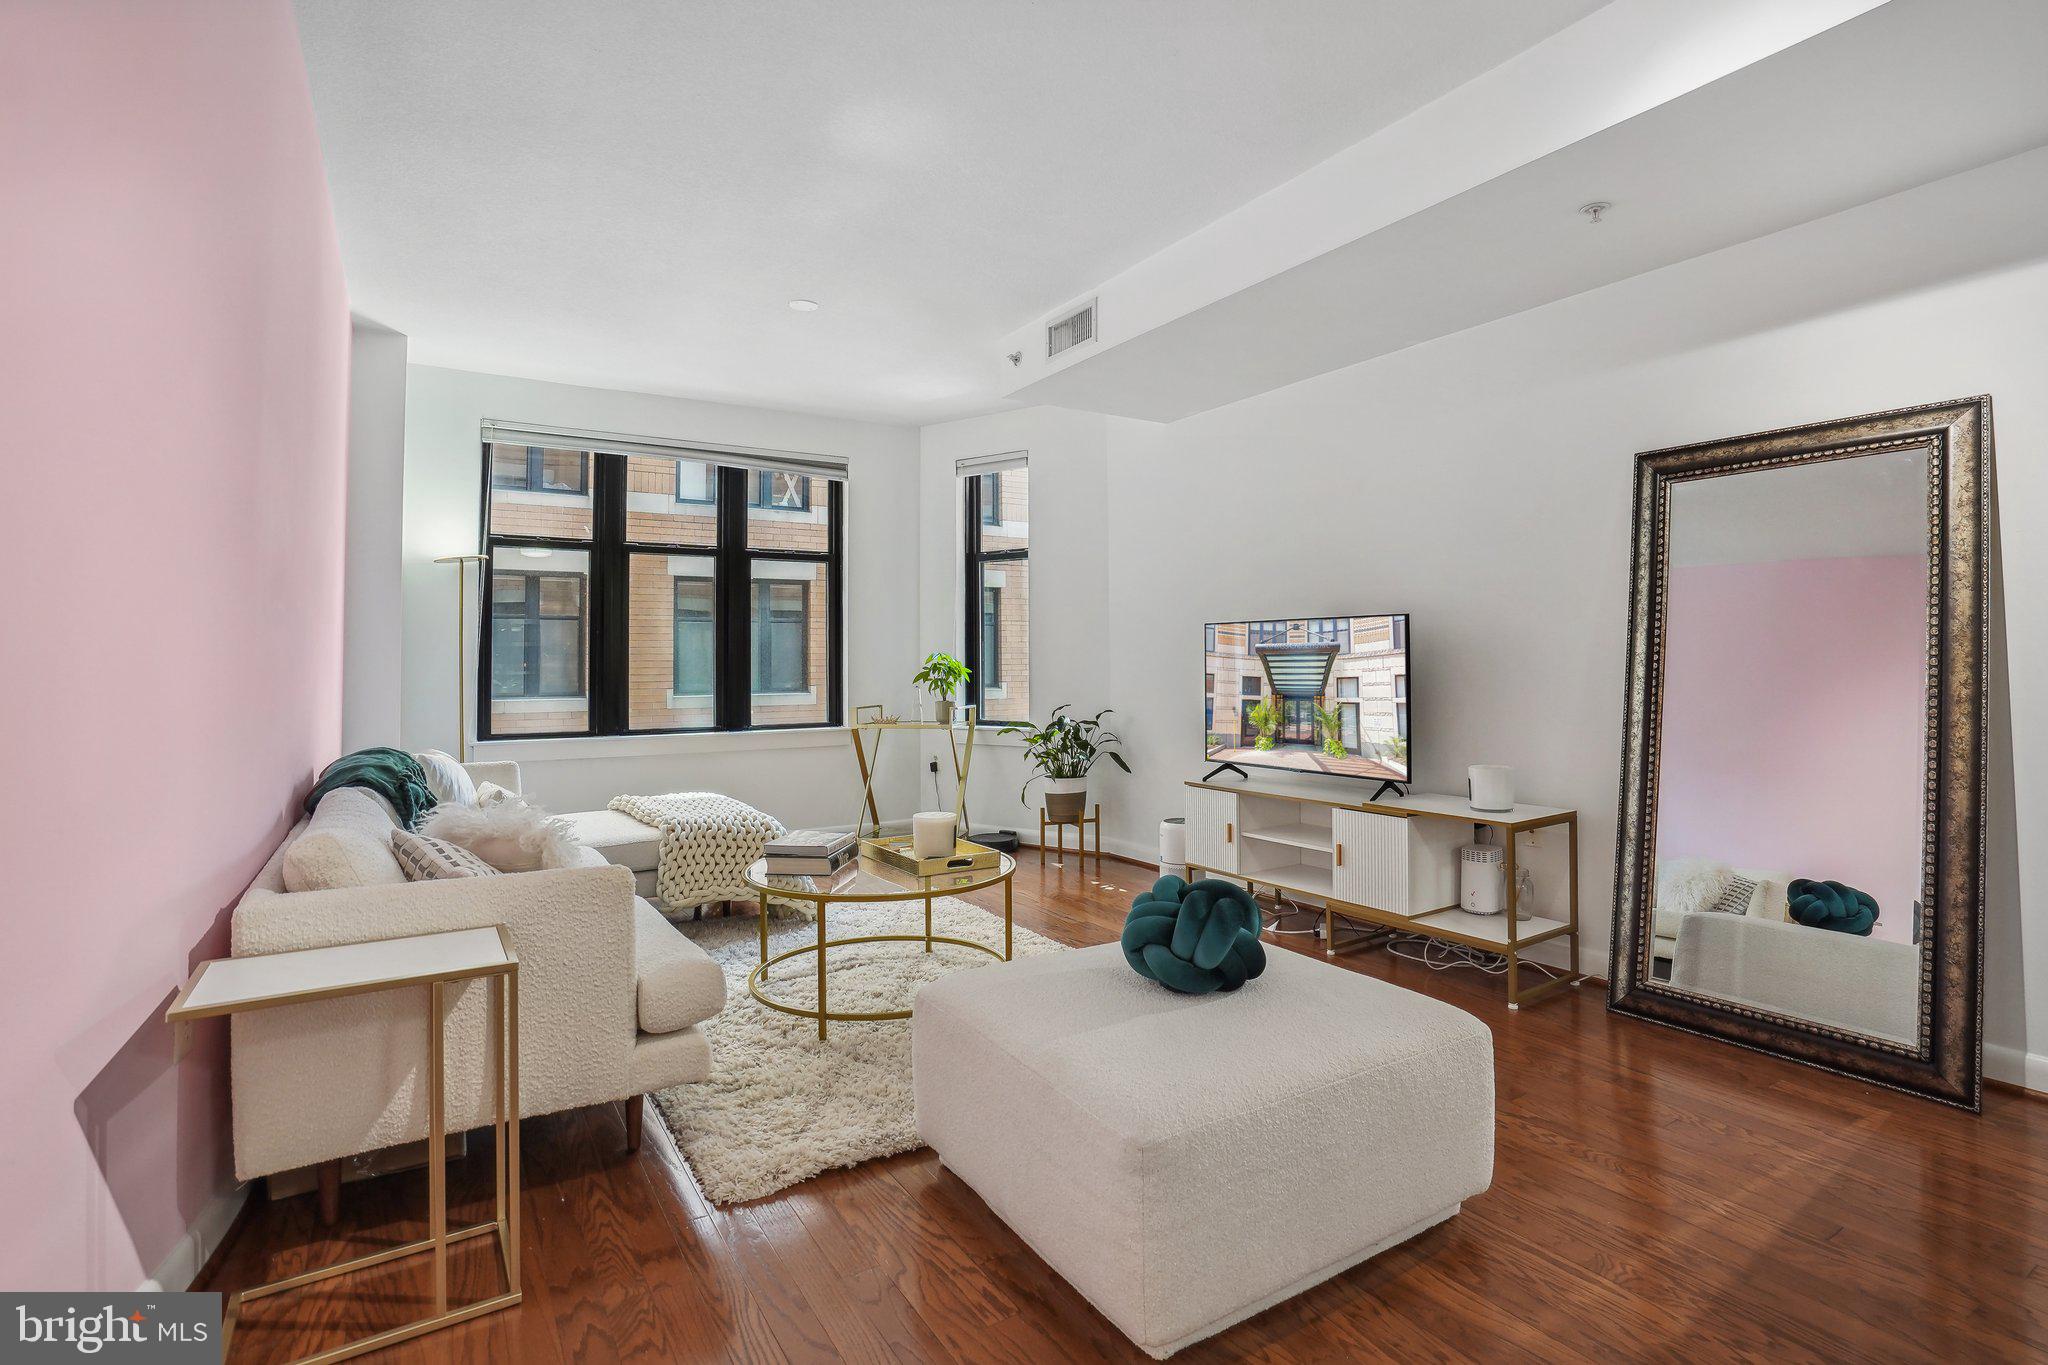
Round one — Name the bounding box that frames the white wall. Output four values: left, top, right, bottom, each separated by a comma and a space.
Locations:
915, 406, 1161, 838
400, 365, 922, 822
342, 317, 408, 749
971, 177, 2044, 1084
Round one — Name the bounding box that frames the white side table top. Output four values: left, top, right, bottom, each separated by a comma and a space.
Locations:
167, 925, 515, 1022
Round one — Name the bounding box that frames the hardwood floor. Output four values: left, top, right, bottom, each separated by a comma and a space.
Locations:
199, 853, 2048, 1363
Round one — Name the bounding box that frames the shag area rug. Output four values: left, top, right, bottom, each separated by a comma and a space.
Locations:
653, 897, 1064, 1204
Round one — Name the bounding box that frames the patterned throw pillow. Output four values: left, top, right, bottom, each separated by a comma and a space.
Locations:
1707, 874, 1757, 915
391, 828, 501, 881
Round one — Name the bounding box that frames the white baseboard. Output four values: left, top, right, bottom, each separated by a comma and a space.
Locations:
138, 1182, 247, 1292
1984, 1043, 2048, 1095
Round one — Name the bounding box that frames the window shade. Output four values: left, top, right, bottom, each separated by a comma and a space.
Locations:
481, 420, 848, 481
954, 450, 1027, 477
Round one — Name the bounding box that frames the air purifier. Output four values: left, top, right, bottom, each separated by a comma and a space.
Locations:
1460, 844, 1505, 915
1468, 765, 1516, 812
1159, 817, 1188, 881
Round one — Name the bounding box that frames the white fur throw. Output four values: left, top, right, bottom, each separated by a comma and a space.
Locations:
1655, 856, 1733, 916
421, 795, 582, 871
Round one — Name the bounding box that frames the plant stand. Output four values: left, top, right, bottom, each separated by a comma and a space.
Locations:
1040, 803, 1102, 869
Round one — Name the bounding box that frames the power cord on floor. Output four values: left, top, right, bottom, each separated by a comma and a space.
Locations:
1380, 931, 1563, 979
1255, 887, 1324, 936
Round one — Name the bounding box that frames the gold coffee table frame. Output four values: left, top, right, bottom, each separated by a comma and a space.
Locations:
743, 853, 1016, 1039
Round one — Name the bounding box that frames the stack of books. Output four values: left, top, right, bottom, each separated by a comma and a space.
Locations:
763, 830, 856, 876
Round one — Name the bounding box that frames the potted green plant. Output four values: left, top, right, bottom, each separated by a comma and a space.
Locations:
1000, 705, 1131, 822
1246, 698, 1283, 752
1316, 701, 1347, 758
912, 651, 971, 724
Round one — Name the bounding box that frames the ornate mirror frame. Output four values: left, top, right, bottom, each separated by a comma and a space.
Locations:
1607, 396, 1991, 1110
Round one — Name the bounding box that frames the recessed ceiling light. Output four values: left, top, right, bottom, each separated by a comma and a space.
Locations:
788, 298, 821, 312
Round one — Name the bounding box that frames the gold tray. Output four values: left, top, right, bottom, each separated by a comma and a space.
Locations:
860, 836, 1002, 877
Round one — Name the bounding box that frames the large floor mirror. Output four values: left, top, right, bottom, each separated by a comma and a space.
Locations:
1608, 397, 1991, 1109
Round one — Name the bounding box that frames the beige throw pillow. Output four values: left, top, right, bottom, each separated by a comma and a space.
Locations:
391, 829, 502, 881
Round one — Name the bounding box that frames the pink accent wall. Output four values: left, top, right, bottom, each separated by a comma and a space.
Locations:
0, 2, 348, 1288
1656, 555, 1928, 943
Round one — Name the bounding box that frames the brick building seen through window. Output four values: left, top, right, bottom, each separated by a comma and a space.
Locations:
482, 441, 840, 738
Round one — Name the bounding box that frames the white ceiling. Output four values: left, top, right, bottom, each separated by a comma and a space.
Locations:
1010, 0, 2048, 420
293, 0, 1606, 424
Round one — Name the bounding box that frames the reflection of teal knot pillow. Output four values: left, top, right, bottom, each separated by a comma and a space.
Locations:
1787, 879, 1878, 936
1121, 876, 1267, 994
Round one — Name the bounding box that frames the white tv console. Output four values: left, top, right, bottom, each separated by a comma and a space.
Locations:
1182, 779, 1582, 1008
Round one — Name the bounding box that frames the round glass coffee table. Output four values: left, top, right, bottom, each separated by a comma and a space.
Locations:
742, 851, 1016, 1039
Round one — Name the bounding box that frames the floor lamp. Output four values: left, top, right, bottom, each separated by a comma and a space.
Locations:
434, 554, 488, 762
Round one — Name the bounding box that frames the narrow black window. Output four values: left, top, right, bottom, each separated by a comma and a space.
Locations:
963, 464, 1029, 722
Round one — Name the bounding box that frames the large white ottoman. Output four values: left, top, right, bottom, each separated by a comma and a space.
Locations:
914, 943, 1494, 1358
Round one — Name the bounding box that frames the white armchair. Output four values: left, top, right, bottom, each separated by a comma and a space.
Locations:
229, 762, 723, 1213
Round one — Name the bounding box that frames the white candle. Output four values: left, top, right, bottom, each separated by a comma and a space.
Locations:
912, 811, 956, 858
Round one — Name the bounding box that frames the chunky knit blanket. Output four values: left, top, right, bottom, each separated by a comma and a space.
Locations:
607, 792, 808, 913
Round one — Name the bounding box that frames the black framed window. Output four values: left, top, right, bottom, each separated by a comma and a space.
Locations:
1250, 620, 1288, 646
1307, 617, 1350, 651
480, 441, 842, 740
674, 462, 714, 504
981, 586, 1001, 682
491, 571, 585, 698
962, 463, 1028, 722
672, 577, 714, 694
1240, 675, 1262, 697
751, 581, 809, 692
492, 444, 588, 494
749, 470, 810, 510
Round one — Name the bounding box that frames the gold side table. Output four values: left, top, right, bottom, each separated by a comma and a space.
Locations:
167, 925, 522, 1365
743, 852, 1015, 1040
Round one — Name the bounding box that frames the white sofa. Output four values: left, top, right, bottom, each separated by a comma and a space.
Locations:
1651, 865, 1792, 962
1672, 912, 1919, 1044
229, 761, 724, 1195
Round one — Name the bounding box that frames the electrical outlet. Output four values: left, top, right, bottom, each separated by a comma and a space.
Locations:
928, 758, 939, 774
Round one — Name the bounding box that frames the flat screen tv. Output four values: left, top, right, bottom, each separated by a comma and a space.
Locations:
1203, 614, 1410, 788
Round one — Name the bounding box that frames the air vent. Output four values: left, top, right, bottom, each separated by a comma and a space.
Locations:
1046, 299, 1097, 358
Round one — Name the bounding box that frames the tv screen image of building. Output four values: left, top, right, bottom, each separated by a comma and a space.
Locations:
1203, 615, 1409, 782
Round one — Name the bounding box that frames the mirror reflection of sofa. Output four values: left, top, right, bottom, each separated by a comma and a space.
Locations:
1651, 856, 1919, 1044
1650, 857, 1793, 963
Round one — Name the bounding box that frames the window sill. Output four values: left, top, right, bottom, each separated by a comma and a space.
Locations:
493, 696, 590, 715
474, 726, 851, 763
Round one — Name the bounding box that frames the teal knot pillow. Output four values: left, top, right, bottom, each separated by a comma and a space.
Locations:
1121, 876, 1267, 994
1787, 878, 1878, 936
